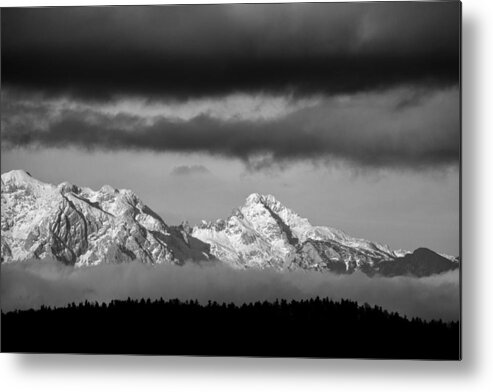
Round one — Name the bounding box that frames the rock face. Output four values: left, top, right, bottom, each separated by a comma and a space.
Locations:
192, 193, 459, 276
1, 170, 214, 266
371, 248, 460, 277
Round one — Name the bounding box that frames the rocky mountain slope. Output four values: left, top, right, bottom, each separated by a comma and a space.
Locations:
1, 170, 214, 266
1, 170, 459, 276
192, 193, 459, 276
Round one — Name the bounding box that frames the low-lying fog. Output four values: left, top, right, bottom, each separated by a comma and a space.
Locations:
0, 260, 460, 321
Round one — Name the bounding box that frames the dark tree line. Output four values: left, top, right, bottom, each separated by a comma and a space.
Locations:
1, 297, 460, 359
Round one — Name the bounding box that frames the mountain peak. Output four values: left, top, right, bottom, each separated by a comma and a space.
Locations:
99, 184, 118, 194
1, 171, 458, 276
245, 192, 263, 205
57, 181, 81, 194
1, 169, 33, 183
1, 170, 52, 193
1, 170, 215, 266
245, 193, 281, 209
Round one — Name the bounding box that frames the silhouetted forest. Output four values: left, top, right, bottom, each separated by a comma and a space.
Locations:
1, 297, 460, 359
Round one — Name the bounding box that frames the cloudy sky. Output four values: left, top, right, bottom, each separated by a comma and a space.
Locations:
0, 3, 460, 255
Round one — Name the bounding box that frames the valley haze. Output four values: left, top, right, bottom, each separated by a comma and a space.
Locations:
1, 261, 460, 322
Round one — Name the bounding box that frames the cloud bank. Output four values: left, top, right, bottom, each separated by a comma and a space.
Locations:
1, 261, 460, 321
1, 3, 459, 100
1, 88, 459, 170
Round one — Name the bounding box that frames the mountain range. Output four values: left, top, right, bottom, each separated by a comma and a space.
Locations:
1, 170, 459, 277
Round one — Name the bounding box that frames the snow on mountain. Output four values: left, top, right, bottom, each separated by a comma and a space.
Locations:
192, 193, 457, 275
1, 171, 458, 276
438, 253, 460, 263
1, 170, 214, 266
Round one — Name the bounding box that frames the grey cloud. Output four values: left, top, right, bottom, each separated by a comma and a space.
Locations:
0, 260, 460, 322
1, 88, 460, 171
1, 3, 460, 100
170, 165, 211, 177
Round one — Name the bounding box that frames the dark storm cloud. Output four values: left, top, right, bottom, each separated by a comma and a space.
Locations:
0, 260, 460, 321
1, 2, 460, 100
170, 165, 211, 177
1, 88, 460, 170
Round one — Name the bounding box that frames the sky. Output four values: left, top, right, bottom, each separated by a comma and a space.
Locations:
0, 3, 461, 255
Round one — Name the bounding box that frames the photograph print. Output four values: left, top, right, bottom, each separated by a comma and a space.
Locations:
0, 2, 461, 359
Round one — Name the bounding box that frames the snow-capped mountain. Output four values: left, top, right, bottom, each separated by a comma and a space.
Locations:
192, 193, 459, 276
1, 170, 459, 276
192, 193, 404, 271
1, 170, 214, 266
